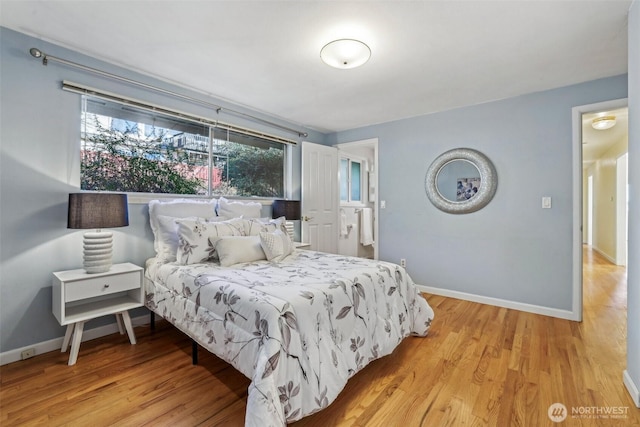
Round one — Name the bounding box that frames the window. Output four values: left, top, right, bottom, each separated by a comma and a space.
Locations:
211, 128, 285, 197
340, 157, 364, 203
81, 96, 286, 197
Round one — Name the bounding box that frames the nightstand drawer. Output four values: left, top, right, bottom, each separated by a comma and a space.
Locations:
65, 271, 140, 302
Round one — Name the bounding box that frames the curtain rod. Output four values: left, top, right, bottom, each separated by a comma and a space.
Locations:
28, 47, 308, 139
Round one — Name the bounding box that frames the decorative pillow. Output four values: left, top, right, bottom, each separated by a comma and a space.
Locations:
259, 229, 294, 262
215, 236, 266, 267
155, 215, 228, 262
149, 198, 216, 256
244, 216, 288, 236
217, 197, 262, 219
176, 217, 246, 265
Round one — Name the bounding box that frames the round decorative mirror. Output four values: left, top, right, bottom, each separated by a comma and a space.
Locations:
425, 148, 497, 214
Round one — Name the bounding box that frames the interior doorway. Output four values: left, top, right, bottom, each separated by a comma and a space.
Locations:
573, 98, 628, 321
335, 138, 379, 260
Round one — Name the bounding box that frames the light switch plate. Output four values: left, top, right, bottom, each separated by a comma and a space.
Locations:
542, 197, 552, 209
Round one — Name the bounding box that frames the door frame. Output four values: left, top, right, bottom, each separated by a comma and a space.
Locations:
616, 152, 628, 266
571, 97, 628, 322
587, 174, 593, 246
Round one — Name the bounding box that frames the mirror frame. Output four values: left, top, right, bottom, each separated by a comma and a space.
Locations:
425, 148, 497, 214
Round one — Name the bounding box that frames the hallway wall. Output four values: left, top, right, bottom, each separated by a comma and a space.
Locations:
584, 134, 628, 262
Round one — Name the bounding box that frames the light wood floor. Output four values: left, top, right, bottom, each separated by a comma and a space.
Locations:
2, 247, 638, 426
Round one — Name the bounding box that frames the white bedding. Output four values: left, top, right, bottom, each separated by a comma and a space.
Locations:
145, 249, 434, 426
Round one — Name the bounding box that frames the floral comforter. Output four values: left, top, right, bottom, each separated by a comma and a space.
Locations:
145, 250, 434, 426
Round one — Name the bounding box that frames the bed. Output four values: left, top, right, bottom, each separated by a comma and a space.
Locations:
144, 198, 435, 426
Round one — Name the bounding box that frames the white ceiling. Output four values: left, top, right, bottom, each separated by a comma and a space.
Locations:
0, 0, 631, 133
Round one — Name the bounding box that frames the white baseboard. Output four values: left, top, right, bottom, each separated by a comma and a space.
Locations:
623, 370, 640, 408
592, 245, 617, 264
0, 314, 149, 366
417, 285, 578, 321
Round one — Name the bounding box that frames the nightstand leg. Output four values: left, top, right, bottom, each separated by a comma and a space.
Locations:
120, 311, 137, 345
61, 324, 74, 352
116, 313, 125, 335
68, 321, 85, 366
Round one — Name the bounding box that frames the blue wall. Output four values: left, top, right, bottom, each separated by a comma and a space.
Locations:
0, 27, 323, 353
329, 75, 628, 314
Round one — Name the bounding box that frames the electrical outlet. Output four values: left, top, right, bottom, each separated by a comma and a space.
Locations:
21, 348, 35, 360
400, 258, 406, 268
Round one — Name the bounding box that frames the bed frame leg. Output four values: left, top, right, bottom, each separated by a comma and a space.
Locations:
192, 340, 198, 365
150, 311, 155, 331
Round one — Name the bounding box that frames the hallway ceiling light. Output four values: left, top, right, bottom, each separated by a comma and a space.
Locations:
320, 39, 371, 69
591, 115, 616, 130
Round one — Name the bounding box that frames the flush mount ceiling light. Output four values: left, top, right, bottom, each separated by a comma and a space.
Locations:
591, 115, 616, 130
320, 39, 371, 69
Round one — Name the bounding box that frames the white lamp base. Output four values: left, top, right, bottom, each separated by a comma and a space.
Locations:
83, 230, 113, 274
284, 221, 295, 241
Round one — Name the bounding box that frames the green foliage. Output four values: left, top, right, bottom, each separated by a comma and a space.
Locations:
220, 143, 284, 197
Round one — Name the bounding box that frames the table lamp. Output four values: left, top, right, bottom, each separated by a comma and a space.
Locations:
271, 200, 301, 240
68, 193, 129, 273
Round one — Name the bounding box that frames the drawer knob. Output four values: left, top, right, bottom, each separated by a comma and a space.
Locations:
104, 284, 110, 288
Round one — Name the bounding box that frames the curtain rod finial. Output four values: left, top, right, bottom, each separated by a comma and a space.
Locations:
29, 48, 48, 65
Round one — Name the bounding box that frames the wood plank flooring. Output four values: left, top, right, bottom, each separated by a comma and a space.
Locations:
2, 247, 638, 426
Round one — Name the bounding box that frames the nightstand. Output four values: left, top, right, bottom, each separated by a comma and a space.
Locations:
294, 242, 310, 249
52, 263, 143, 365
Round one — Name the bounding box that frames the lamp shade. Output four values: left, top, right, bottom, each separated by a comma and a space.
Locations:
272, 200, 301, 220
68, 193, 129, 229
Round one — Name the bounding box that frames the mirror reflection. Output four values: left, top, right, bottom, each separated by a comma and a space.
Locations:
435, 159, 481, 202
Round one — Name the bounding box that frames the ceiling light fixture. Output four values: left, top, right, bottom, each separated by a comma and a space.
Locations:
591, 115, 616, 130
320, 39, 371, 69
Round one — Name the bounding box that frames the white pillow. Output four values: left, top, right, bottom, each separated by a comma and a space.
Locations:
217, 197, 262, 219
176, 217, 246, 265
259, 229, 294, 262
244, 216, 288, 236
149, 199, 216, 255
215, 236, 266, 267
156, 215, 226, 262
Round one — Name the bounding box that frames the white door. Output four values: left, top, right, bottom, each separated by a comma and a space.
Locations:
301, 142, 339, 253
